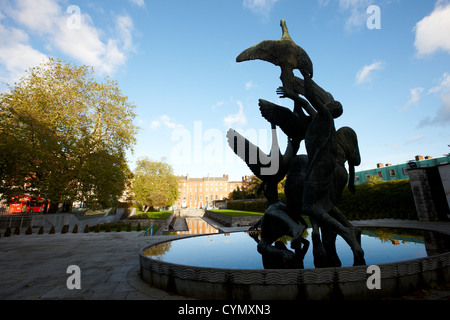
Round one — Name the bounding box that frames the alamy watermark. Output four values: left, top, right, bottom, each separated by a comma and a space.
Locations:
170, 121, 280, 175
367, 5, 381, 30
66, 265, 81, 290
66, 5, 81, 30
366, 265, 381, 290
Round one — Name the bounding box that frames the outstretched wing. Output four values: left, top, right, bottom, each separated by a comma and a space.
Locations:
226, 129, 272, 178
258, 99, 302, 141
236, 20, 313, 78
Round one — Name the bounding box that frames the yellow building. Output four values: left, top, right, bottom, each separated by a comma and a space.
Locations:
176, 174, 245, 208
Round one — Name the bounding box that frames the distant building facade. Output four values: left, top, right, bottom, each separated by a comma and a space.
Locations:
176, 174, 246, 208
354, 155, 450, 185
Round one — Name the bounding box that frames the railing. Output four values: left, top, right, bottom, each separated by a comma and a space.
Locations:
143, 225, 154, 236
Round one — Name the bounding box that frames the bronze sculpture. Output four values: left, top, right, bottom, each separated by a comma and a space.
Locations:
229, 19, 365, 268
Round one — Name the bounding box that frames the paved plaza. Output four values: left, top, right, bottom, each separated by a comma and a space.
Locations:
0, 218, 449, 300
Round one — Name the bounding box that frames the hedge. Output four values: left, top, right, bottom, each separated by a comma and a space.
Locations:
226, 180, 417, 221
337, 179, 417, 220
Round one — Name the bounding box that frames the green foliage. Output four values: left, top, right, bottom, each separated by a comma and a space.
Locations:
128, 210, 173, 219
212, 209, 263, 217
366, 174, 383, 186
0, 58, 137, 209
61, 225, 68, 234
227, 200, 269, 213
132, 158, 178, 210
49, 226, 55, 234
83, 224, 90, 233
338, 180, 417, 220
72, 224, 78, 233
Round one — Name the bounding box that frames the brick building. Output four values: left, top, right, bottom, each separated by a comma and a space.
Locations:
176, 174, 246, 208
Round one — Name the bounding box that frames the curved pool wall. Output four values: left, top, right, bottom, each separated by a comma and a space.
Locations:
139, 231, 450, 300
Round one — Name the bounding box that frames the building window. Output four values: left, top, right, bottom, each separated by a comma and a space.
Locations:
377, 171, 383, 178
389, 169, 395, 177
355, 175, 360, 182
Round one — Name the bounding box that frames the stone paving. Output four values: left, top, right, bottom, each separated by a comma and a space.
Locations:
0, 218, 449, 300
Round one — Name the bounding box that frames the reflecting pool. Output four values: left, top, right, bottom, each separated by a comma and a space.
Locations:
143, 228, 450, 269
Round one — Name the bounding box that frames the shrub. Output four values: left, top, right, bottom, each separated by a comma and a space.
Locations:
72, 224, 78, 233
84, 224, 90, 233
38, 226, 44, 234
26, 226, 33, 235
126, 223, 132, 232
4, 227, 11, 237
49, 226, 56, 234
116, 224, 122, 232
14, 226, 20, 235
95, 224, 100, 233
137, 223, 141, 231
105, 224, 111, 232
61, 225, 68, 234
338, 180, 417, 221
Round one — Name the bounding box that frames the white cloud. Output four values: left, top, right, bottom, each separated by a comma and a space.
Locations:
0, 0, 136, 83
0, 22, 47, 85
414, 1, 450, 57
355, 61, 383, 84
150, 115, 184, 131
399, 87, 425, 112
419, 71, 450, 127
419, 93, 450, 127
245, 81, 256, 90
339, 0, 374, 31
129, 0, 145, 7
243, 0, 278, 18
428, 72, 450, 94
223, 101, 247, 127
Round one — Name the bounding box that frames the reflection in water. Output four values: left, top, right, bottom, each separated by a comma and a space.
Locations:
143, 228, 450, 270
164, 218, 220, 235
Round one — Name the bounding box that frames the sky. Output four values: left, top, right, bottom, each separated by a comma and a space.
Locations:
1, 0, 450, 181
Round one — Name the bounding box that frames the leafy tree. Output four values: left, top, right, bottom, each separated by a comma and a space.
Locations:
132, 157, 179, 212
0, 58, 137, 210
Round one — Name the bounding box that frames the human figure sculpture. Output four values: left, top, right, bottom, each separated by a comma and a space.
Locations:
230, 19, 365, 268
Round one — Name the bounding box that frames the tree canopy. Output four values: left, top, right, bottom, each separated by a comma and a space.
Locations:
0, 58, 137, 210
132, 157, 179, 211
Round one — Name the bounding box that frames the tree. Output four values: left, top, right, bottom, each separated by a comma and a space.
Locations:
132, 157, 179, 212
0, 58, 137, 210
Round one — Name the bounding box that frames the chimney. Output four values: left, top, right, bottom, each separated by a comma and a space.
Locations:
385, 163, 392, 167
377, 163, 384, 168
425, 155, 432, 159
415, 155, 423, 161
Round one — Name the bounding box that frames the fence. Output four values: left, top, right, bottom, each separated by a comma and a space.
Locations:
0, 213, 72, 230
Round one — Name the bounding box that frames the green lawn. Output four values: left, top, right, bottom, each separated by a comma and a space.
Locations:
211, 209, 264, 217
132, 210, 173, 219
212, 209, 312, 226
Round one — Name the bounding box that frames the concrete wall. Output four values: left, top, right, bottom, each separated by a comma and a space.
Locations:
204, 210, 261, 227
438, 164, 450, 212
408, 164, 450, 221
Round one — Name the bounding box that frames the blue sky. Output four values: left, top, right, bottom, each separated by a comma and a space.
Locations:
1, 0, 450, 181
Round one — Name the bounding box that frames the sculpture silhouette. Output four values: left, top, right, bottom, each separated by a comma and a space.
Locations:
226, 123, 299, 204
230, 19, 365, 268
236, 19, 313, 93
